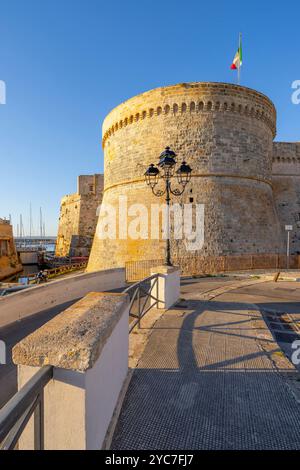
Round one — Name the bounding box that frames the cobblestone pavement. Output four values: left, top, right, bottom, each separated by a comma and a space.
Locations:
111, 280, 300, 450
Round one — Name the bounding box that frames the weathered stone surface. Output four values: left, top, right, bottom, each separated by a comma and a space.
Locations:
87, 82, 291, 273
272, 142, 300, 254
0, 219, 22, 281
12, 292, 129, 371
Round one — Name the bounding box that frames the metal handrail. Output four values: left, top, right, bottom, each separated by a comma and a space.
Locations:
124, 274, 160, 332
0, 274, 160, 450
123, 273, 158, 294
0, 365, 53, 450
27, 261, 88, 284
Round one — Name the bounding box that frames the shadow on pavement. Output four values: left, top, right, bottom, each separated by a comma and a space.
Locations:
112, 299, 300, 450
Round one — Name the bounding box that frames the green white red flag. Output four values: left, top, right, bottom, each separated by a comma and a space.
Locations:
230, 34, 242, 70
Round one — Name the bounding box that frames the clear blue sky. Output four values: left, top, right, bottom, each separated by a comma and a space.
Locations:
0, 0, 299, 235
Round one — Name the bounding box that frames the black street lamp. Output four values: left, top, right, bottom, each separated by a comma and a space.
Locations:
144, 146, 192, 266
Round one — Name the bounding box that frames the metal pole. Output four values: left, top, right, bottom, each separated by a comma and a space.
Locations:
29, 203, 32, 239
238, 32, 241, 85
287, 230, 290, 270
165, 178, 172, 266
34, 391, 44, 450
137, 287, 141, 329
39, 208, 41, 238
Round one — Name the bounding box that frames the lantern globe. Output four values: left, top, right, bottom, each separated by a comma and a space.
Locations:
158, 147, 177, 178
145, 163, 160, 188
177, 161, 192, 185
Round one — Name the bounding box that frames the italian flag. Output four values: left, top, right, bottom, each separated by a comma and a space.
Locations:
230, 34, 242, 70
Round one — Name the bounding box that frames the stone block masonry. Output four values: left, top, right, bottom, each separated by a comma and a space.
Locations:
56, 174, 103, 257
0, 219, 22, 280
272, 142, 300, 254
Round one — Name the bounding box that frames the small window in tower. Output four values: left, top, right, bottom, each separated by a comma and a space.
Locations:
89, 184, 94, 192
189, 197, 194, 203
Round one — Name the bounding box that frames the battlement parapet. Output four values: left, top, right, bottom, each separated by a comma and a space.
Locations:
272, 142, 300, 175
102, 82, 277, 148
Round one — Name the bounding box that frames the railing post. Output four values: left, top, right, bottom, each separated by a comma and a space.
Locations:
150, 266, 181, 309
137, 287, 141, 329
34, 391, 44, 450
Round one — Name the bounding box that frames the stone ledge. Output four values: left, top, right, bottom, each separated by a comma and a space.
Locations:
13, 292, 129, 372
103, 173, 274, 194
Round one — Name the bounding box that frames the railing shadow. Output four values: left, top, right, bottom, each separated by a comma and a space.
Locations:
111, 298, 300, 450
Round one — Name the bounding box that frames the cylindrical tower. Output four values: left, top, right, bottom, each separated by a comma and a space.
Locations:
87, 82, 283, 271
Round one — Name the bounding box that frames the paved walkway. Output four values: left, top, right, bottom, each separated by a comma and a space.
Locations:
111, 280, 300, 449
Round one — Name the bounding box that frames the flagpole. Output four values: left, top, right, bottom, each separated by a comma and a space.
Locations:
238, 32, 241, 85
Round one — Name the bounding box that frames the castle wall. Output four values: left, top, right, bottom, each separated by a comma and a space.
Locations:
88, 82, 284, 272
0, 219, 22, 280
55, 193, 81, 257
55, 175, 103, 258
272, 142, 300, 254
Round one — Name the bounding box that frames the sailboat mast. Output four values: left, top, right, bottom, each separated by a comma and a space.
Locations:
29, 203, 32, 238
40, 207, 43, 238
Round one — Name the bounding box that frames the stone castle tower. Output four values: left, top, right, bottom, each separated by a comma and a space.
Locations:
56, 174, 103, 258
0, 219, 22, 280
87, 82, 300, 272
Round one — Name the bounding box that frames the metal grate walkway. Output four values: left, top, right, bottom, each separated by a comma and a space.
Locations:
111, 294, 300, 449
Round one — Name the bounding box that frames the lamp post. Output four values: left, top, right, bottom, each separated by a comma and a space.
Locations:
144, 146, 192, 266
